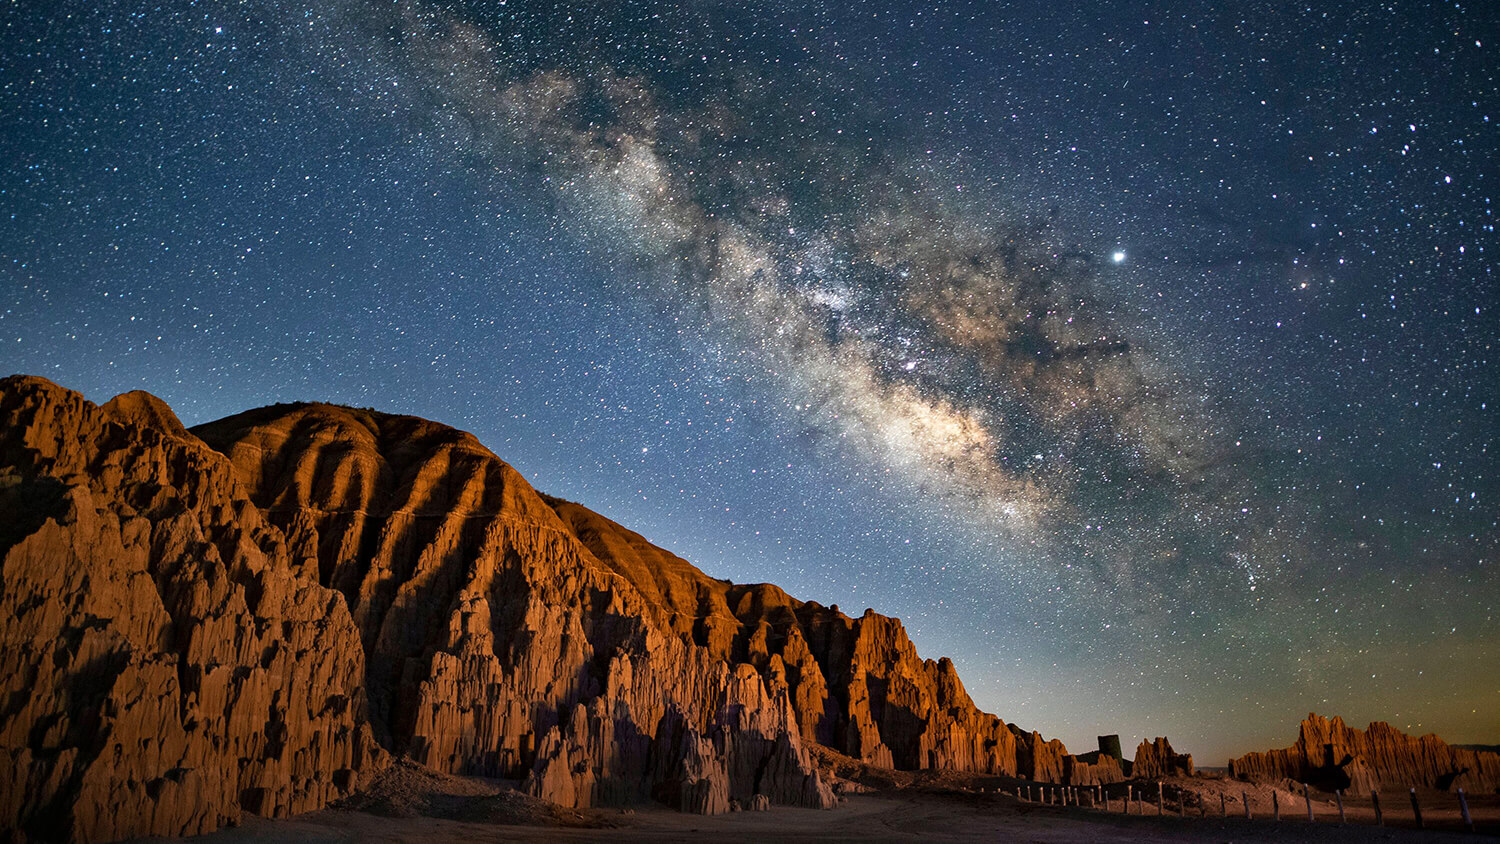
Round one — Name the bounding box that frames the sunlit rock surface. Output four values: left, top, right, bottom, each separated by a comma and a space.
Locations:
2, 377, 1093, 840
1229, 713, 1500, 793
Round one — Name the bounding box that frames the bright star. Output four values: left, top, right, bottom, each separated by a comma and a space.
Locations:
1111, 250, 1126, 263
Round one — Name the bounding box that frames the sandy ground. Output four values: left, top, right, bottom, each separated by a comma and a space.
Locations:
133, 776, 1499, 844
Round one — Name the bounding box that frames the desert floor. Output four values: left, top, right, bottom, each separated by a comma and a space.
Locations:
137, 772, 1498, 844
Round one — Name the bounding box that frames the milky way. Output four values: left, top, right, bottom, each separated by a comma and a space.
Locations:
357, 0, 1271, 599
1, 0, 1495, 760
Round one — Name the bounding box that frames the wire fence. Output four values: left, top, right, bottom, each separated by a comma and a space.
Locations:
1009, 780, 1485, 834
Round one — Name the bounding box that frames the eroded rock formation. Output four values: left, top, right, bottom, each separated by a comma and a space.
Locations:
0, 378, 382, 842
1132, 737, 1193, 779
1063, 752, 1126, 786
1, 377, 1089, 841
1229, 713, 1500, 793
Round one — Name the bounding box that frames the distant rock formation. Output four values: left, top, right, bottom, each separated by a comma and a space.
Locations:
0, 377, 1090, 841
1131, 737, 1193, 779
1229, 713, 1500, 793
1063, 752, 1126, 786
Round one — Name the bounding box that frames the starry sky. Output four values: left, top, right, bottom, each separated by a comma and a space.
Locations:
2, 0, 1496, 763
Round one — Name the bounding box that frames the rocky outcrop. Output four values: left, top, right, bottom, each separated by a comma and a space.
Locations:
0, 377, 1088, 841
543, 500, 1034, 778
188, 399, 837, 814
1063, 752, 1127, 786
1229, 713, 1500, 794
1132, 737, 1193, 779
1012, 728, 1067, 783
0, 377, 383, 842
194, 398, 1064, 788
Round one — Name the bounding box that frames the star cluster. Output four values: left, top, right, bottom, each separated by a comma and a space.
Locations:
1, 0, 1494, 761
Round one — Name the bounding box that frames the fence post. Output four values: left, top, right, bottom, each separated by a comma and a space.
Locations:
1243, 791, 1252, 819
1304, 786, 1314, 822
1410, 787, 1422, 829
1458, 788, 1474, 833
1371, 791, 1383, 826
1335, 789, 1345, 824
1220, 791, 1227, 817
1157, 781, 1164, 816
1273, 790, 1280, 821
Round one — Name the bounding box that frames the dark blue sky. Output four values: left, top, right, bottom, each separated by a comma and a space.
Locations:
2, 0, 1495, 760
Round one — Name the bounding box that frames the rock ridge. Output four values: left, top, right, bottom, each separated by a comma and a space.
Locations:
1, 377, 1151, 841
0, 376, 383, 843
1229, 713, 1500, 794
1, 378, 1093, 841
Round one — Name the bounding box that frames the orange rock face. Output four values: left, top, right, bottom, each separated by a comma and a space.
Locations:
1131, 736, 1193, 779
0, 377, 383, 842
1063, 752, 1126, 786
192, 397, 1067, 789
0, 377, 1086, 841
1229, 713, 1500, 793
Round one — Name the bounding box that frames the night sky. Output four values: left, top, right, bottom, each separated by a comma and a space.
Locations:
3, 1, 1496, 762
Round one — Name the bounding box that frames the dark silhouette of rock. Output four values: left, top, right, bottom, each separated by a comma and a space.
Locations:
1, 377, 1090, 841
1229, 713, 1500, 793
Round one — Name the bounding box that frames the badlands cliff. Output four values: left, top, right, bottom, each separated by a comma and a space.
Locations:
1229, 713, 1500, 794
0, 376, 1098, 842
0, 379, 381, 842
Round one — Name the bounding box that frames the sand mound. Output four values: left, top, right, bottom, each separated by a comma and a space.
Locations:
335, 760, 500, 818
335, 760, 619, 828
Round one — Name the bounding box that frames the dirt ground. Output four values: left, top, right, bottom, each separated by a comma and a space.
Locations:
130, 761, 1499, 843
